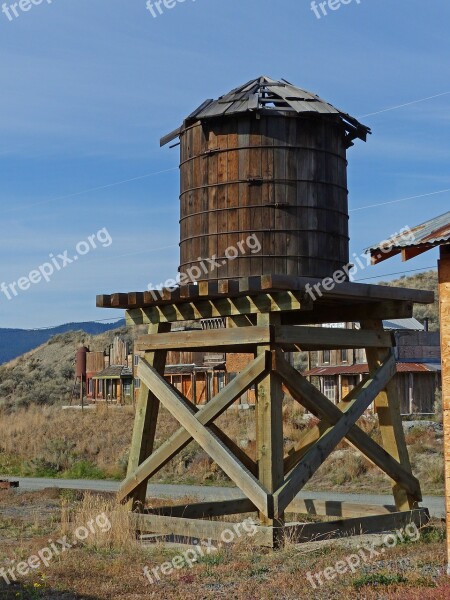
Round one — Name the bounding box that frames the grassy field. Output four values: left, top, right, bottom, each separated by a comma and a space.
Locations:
0, 404, 445, 497
0, 489, 448, 600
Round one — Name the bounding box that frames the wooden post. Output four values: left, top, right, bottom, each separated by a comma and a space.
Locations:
256, 313, 284, 541
438, 246, 450, 574
126, 322, 170, 510
362, 319, 418, 511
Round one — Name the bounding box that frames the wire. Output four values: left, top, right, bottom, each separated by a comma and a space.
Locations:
350, 188, 450, 212
3, 167, 179, 214
13, 265, 438, 332
357, 91, 450, 119
354, 266, 437, 282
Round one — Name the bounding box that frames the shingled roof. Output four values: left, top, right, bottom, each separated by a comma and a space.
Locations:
161, 76, 371, 147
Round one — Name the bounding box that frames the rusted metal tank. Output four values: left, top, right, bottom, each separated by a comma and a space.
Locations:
76, 346, 89, 378
161, 76, 370, 281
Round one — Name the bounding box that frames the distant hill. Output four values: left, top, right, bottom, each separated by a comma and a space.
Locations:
379, 270, 439, 330
0, 320, 125, 365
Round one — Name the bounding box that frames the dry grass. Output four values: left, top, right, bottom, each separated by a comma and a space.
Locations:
0, 489, 448, 600
0, 402, 445, 495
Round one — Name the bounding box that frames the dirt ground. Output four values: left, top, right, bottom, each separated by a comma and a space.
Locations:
0, 488, 449, 599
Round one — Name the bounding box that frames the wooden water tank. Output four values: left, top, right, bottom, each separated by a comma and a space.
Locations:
161, 77, 370, 281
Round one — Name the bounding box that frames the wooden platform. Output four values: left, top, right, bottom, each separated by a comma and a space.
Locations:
97, 274, 433, 547
97, 273, 433, 311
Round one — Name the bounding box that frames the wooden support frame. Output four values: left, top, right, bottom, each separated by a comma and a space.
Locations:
113, 279, 428, 548
119, 352, 268, 502
274, 354, 422, 501
272, 352, 398, 518
136, 358, 270, 515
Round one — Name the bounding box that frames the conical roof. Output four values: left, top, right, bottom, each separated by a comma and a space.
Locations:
161, 76, 370, 146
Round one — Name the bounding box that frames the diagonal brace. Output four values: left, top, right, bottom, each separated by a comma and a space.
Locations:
273, 353, 397, 517
274, 353, 421, 502
119, 353, 270, 510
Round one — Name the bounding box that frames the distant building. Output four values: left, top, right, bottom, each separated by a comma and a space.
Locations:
304, 320, 442, 415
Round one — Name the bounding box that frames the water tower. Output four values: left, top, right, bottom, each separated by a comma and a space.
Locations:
98, 76, 431, 548
161, 76, 370, 282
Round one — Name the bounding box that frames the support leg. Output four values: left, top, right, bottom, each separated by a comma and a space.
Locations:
256, 313, 284, 543
362, 319, 418, 511
126, 322, 170, 510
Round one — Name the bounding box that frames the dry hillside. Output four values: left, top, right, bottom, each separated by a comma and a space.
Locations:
381, 269, 439, 330
0, 327, 135, 410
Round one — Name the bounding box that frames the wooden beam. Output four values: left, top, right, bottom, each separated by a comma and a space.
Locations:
126, 322, 170, 510
285, 509, 429, 543
256, 315, 285, 534
119, 353, 268, 501
286, 498, 398, 519
136, 327, 271, 352
281, 301, 414, 326
274, 325, 393, 349
145, 497, 398, 520
402, 246, 433, 262
273, 354, 397, 517
362, 320, 419, 512
146, 498, 257, 518
438, 246, 450, 575
273, 354, 422, 500
131, 509, 429, 547
131, 512, 274, 547
282, 388, 368, 473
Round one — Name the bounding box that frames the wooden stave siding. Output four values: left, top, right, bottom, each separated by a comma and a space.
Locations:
179, 114, 349, 281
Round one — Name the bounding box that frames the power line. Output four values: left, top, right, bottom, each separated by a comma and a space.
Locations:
4, 167, 179, 214
354, 266, 437, 282
357, 91, 450, 119
5, 90, 450, 216
349, 188, 450, 212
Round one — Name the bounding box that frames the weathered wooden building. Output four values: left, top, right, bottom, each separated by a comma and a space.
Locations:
305, 320, 441, 415
365, 210, 450, 574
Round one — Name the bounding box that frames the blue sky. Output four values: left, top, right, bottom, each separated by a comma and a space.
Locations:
0, 0, 448, 328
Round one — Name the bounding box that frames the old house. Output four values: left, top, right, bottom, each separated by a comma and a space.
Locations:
305, 319, 441, 415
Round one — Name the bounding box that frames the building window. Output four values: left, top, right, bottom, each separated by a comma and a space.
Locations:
88, 379, 93, 395
134, 355, 139, 367
98, 380, 103, 394
340, 349, 348, 363
323, 350, 330, 364
123, 381, 131, 396
323, 376, 336, 402
134, 378, 141, 389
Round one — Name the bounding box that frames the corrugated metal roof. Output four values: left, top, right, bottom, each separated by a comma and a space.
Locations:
305, 362, 441, 376
367, 210, 450, 255
382, 318, 424, 331
161, 76, 370, 146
